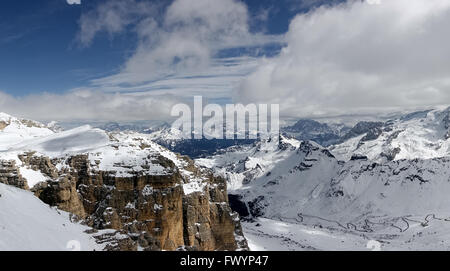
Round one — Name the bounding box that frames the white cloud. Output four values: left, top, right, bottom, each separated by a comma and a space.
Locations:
0, 90, 183, 122
78, 0, 282, 86
88, 56, 260, 101
67, 0, 81, 5
235, 0, 450, 118
77, 0, 156, 46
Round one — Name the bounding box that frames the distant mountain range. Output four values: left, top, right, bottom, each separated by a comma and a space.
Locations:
145, 107, 450, 160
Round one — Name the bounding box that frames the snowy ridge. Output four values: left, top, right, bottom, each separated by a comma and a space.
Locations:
147, 126, 186, 143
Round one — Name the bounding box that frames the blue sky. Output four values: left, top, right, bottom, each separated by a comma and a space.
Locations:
1, 0, 136, 95
0, 0, 324, 96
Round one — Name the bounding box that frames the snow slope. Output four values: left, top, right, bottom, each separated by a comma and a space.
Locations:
0, 182, 103, 251
8, 125, 110, 157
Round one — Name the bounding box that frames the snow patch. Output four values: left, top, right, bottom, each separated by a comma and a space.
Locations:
19, 167, 47, 188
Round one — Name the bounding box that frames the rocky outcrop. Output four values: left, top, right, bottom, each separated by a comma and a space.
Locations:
182, 175, 246, 251
342, 121, 385, 142
441, 108, 450, 139
2, 150, 248, 251
33, 176, 86, 218
0, 121, 9, 130
283, 119, 347, 147
0, 161, 28, 190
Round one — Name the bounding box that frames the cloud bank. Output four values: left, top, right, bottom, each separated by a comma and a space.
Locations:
235, 0, 450, 118
0, 90, 182, 122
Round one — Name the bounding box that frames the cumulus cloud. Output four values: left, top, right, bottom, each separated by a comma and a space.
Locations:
67, 0, 81, 5
235, 0, 450, 118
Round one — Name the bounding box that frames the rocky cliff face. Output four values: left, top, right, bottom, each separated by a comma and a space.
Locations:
0, 118, 248, 251
2, 151, 247, 251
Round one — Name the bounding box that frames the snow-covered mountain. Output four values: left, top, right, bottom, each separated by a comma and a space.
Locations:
330, 107, 450, 162
155, 106, 447, 160
4, 106, 450, 251
0, 112, 247, 251
281, 107, 450, 163
196, 136, 301, 191
196, 108, 450, 250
